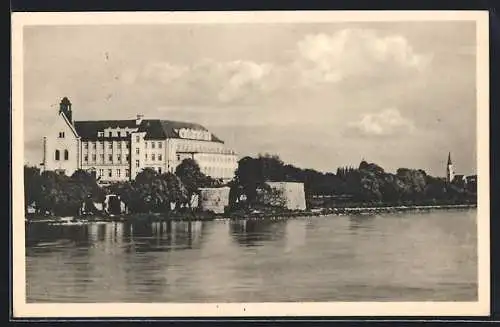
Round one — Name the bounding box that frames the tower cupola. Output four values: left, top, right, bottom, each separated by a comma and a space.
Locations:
59, 97, 73, 124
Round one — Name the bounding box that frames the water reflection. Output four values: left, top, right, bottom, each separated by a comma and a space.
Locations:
26, 210, 478, 302
348, 215, 377, 232
27, 220, 208, 255
229, 219, 287, 247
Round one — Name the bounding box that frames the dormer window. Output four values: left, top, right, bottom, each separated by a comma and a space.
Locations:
108, 131, 113, 137
58, 132, 65, 138
98, 132, 104, 138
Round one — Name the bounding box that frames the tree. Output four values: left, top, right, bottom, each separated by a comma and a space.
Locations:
159, 172, 188, 211
24, 165, 41, 213
175, 158, 214, 208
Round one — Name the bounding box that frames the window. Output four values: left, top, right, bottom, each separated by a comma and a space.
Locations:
84, 155, 88, 162
108, 143, 112, 150
98, 132, 104, 137
108, 169, 112, 177
135, 160, 140, 168
158, 154, 162, 161
118, 131, 121, 137
108, 131, 112, 137
117, 142, 122, 149
108, 154, 113, 162
158, 142, 162, 149
117, 154, 121, 162
116, 169, 121, 177
64, 150, 69, 160
58, 132, 65, 138
176, 154, 180, 161
152, 154, 155, 161
125, 169, 130, 177
100, 154, 104, 161
126, 154, 130, 161
145, 154, 148, 161
55, 150, 60, 161
92, 154, 96, 162
84, 143, 88, 149
158, 167, 162, 174
99, 169, 104, 177
145, 142, 148, 148
136, 148, 140, 155
126, 143, 130, 149
135, 136, 140, 143
92, 142, 96, 149
152, 142, 155, 149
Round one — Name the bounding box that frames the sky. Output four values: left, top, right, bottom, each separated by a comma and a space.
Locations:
23, 21, 478, 177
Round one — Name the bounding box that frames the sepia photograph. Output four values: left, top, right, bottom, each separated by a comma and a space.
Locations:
12, 11, 489, 317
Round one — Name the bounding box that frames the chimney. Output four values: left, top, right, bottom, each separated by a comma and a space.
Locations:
136, 114, 144, 126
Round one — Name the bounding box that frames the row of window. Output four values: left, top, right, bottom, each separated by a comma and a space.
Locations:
84, 154, 130, 163
145, 141, 163, 149
145, 153, 162, 161
98, 130, 131, 138
97, 168, 130, 178
198, 155, 236, 163
84, 142, 130, 150
176, 143, 234, 155
54, 149, 69, 161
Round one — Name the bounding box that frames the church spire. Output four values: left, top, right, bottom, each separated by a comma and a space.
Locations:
446, 152, 454, 183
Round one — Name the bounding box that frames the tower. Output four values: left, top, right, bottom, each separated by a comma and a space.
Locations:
59, 97, 73, 124
446, 152, 454, 183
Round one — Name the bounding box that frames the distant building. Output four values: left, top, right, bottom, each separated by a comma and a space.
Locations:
41, 97, 239, 183
446, 152, 476, 190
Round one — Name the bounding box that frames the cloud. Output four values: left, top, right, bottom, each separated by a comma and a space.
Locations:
345, 108, 416, 138
128, 59, 275, 104
293, 29, 430, 85
118, 28, 430, 105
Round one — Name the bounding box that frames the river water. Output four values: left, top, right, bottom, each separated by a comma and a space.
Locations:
26, 209, 477, 302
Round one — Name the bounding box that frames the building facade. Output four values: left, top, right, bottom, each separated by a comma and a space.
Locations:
42, 98, 239, 183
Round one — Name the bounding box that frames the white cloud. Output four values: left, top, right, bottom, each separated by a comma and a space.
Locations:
345, 108, 416, 137
126, 59, 275, 104
118, 28, 429, 105
293, 29, 430, 85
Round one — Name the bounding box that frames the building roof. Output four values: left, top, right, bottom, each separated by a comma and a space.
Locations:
73, 119, 223, 143
138, 119, 223, 142
74, 120, 137, 140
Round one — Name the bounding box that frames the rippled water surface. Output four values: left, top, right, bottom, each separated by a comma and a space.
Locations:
26, 210, 477, 302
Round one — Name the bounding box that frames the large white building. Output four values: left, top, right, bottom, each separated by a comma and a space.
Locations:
41, 97, 239, 183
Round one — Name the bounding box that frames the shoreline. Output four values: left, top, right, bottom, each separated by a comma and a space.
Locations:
25, 203, 477, 224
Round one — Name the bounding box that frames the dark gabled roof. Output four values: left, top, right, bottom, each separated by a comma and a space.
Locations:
138, 119, 223, 143
74, 120, 137, 140
73, 119, 223, 143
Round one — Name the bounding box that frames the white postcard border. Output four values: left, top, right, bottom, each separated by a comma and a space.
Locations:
11, 10, 490, 318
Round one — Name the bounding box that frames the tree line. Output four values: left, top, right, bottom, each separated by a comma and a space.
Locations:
24, 158, 220, 216
24, 154, 477, 216
229, 154, 477, 208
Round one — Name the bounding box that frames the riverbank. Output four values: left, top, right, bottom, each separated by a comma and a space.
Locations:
25, 203, 477, 224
